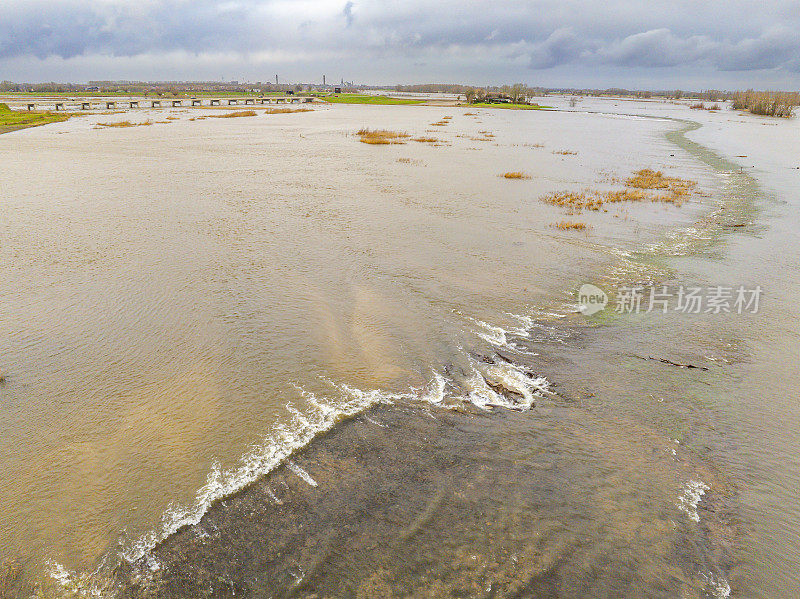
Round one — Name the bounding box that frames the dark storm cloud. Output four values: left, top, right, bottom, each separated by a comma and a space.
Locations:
2, 0, 799, 84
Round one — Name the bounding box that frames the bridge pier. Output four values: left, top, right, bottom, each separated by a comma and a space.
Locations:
227, 99, 238, 105
191, 99, 201, 107
172, 100, 182, 107
151, 100, 161, 108
244, 98, 255, 105
106, 101, 116, 109
81, 102, 91, 110
210, 99, 220, 106
27, 103, 35, 111
54, 102, 64, 111
129, 101, 139, 108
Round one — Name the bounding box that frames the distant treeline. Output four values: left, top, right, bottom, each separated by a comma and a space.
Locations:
0, 80, 357, 95
2, 80, 797, 116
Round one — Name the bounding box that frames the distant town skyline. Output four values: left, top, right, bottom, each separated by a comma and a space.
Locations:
3, 1, 799, 89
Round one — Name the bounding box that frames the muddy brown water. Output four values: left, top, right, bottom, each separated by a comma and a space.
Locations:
0, 99, 798, 598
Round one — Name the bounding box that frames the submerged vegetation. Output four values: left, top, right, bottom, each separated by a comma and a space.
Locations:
209, 110, 258, 118
542, 169, 697, 213
357, 128, 410, 144
731, 90, 798, 117
555, 220, 588, 230
264, 107, 313, 114
96, 120, 153, 128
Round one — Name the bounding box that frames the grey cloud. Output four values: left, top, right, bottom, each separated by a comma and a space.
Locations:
715, 26, 800, 71
528, 28, 589, 69
596, 29, 715, 68
1, 0, 800, 85
343, 2, 355, 27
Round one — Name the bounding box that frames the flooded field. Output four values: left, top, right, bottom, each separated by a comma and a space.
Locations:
0, 99, 797, 598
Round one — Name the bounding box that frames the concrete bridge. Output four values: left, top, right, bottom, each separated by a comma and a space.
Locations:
26, 96, 314, 111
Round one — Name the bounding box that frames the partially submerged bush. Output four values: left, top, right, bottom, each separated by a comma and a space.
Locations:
502, 172, 531, 179
731, 90, 798, 117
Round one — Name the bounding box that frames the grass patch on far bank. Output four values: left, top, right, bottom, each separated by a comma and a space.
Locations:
469, 102, 548, 110
0, 103, 70, 132
323, 94, 423, 105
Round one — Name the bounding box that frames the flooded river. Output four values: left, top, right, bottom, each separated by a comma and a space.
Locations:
0, 98, 797, 597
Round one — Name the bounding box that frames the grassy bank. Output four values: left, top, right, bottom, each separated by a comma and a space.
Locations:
321, 93, 424, 105
0, 103, 70, 134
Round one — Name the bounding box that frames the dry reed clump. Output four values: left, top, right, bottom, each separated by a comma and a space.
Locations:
625, 168, 696, 198
502, 171, 531, 179
166, 116, 180, 120
690, 102, 721, 111
96, 120, 153, 128
411, 136, 439, 143
731, 90, 798, 118
541, 168, 697, 213
429, 121, 448, 126
209, 110, 258, 118
555, 221, 588, 230
554, 149, 577, 155
464, 112, 477, 116
357, 128, 410, 144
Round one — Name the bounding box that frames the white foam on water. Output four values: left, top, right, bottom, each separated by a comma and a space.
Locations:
47, 560, 112, 598
120, 311, 552, 567
286, 460, 318, 487
677, 479, 710, 523
420, 372, 447, 405
702, 571, 732, 598
122, 383, 400, 563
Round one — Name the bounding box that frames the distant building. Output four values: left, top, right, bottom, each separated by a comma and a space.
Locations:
334, 87, 342, 94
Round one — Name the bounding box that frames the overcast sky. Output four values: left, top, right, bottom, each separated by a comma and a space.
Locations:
2, 0, 799, 88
